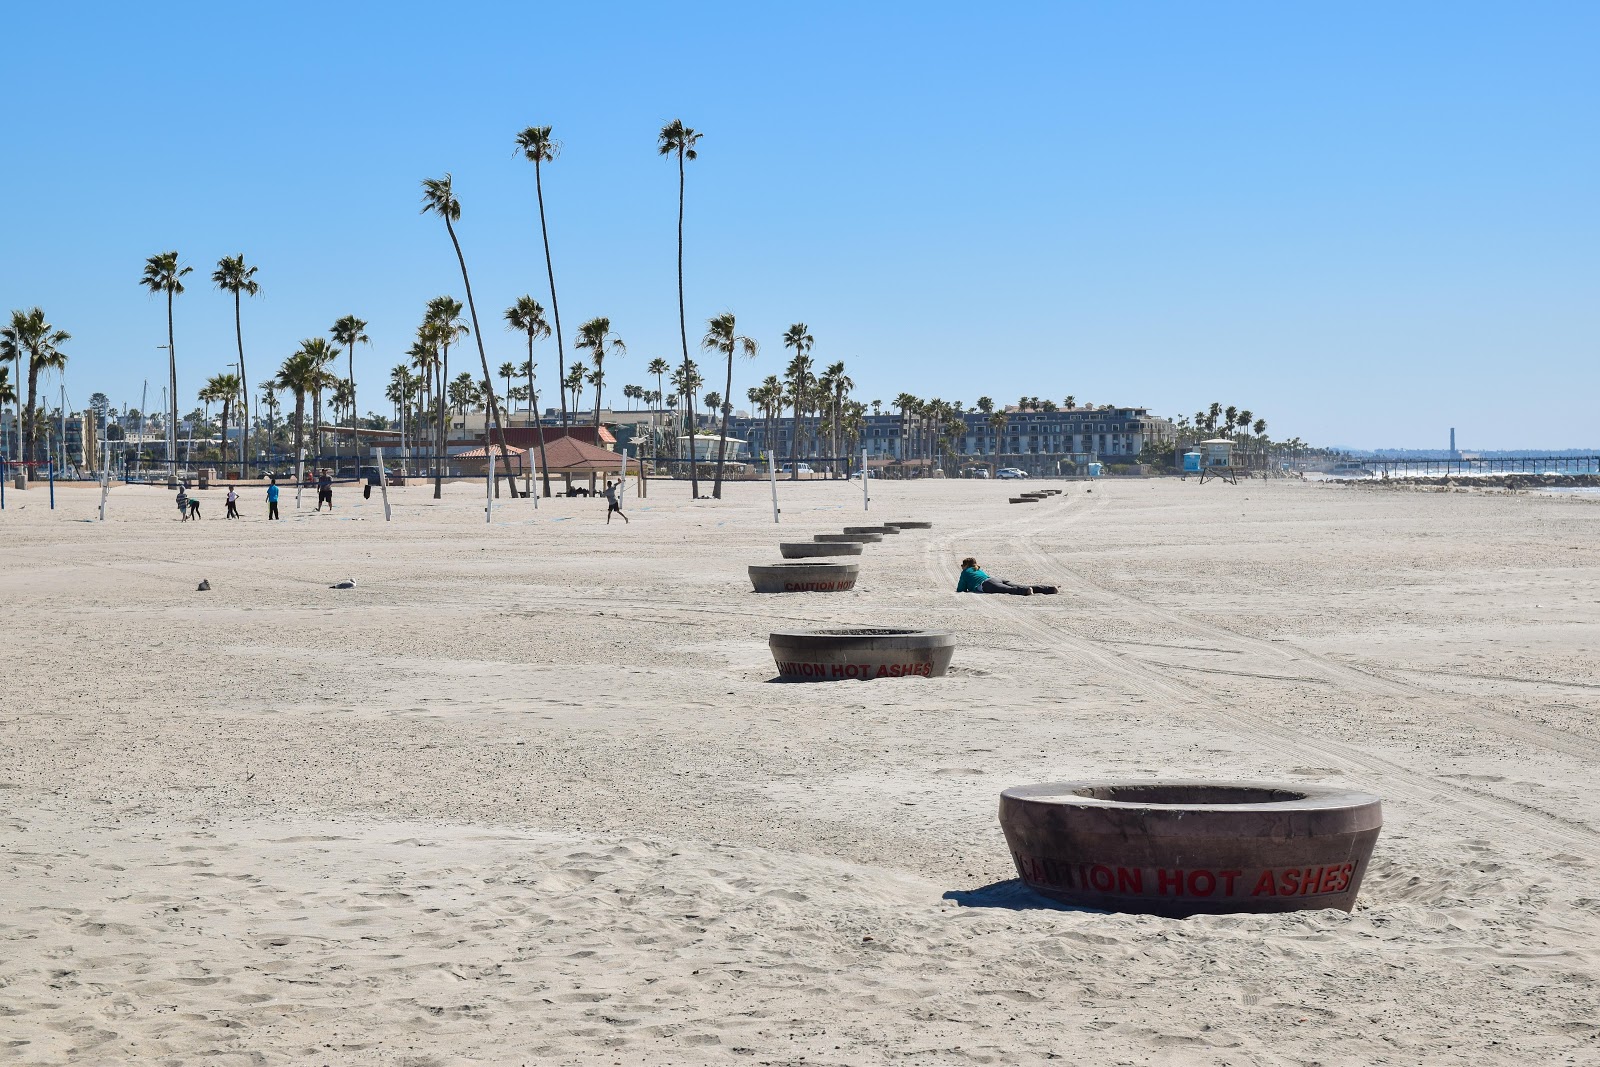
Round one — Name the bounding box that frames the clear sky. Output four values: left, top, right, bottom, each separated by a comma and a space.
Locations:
3, 1, 1595, 450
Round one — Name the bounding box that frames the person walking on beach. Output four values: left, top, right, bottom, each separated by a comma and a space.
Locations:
176, 486, 190, 521
956, 556, 1056, 596
266, 479, 280, 521
225, 486, 240, 519
604, 480, 629, 524
316, 472, 333, 511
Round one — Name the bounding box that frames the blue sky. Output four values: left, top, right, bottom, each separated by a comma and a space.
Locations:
3, 1, 1595, 449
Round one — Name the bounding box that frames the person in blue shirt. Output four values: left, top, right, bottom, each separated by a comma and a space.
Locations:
957, 556, 1057, 596
266, 479, 280, 520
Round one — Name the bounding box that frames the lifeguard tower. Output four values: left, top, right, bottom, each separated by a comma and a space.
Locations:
1197, 438, 1239, 484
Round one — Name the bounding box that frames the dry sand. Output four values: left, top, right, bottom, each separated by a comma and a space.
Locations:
2, 475, 1598, 1065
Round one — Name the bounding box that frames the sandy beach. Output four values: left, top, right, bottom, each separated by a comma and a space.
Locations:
3, 476, 1598, 1066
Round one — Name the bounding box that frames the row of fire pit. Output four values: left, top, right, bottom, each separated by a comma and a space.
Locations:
1011, 488, 1063, 504
743, 516, 1384, 916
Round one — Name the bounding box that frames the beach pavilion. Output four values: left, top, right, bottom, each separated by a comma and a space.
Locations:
536, 434, 644, 496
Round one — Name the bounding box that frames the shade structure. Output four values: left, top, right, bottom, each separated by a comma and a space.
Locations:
536, 435, 640, 474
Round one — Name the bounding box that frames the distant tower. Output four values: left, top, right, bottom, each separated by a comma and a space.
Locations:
1450, 427, 1455, 453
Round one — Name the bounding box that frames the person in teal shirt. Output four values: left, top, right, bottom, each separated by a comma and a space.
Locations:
957, 556, 1057, 596
266, 480, 280, 520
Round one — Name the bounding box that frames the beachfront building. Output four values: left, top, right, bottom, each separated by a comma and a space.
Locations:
725, 405, 1175, 476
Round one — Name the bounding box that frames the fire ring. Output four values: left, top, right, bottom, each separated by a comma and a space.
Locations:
769, 628, 956, 681
779, 541, 864, 558
749, 562, 860, 593
998, 779, 1382, 916
817, 532, 881, 543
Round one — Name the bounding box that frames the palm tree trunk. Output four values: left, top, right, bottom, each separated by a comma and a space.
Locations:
23, 359, 39, 465
434, 353, 444, 499
530, 335, 551, 498
166, 289, 177, 479
443, 217, 520, 500
293, 393, 305, 462
535, 161, 569, 437
789, 377, 801, 480
675, 149, 697, 499
712, 349, 731, 498
234, 291, 250, 477
593, 353, 604, 428
219, 400, 230, 474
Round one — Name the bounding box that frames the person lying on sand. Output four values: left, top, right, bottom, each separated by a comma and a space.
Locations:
956, 556, 1057, 596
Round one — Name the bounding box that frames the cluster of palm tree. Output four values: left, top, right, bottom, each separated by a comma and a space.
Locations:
1, 307, 71, 465
1179, 402, 1269, 445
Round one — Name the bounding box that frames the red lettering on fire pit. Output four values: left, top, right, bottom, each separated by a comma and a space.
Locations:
1011, 855, 1361, 901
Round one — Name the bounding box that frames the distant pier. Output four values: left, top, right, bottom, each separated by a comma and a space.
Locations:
1366, 456, 1600, 477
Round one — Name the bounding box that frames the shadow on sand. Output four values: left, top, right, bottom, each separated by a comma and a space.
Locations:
942, 878, 1102, 913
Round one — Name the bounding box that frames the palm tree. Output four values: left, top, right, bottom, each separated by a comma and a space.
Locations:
575, 317, 625, 428
421, 300, 465, 497
565, 362, 588, 416
658, 119, 702, 496
273, 345, 324, 467
200, 373, 242, 467
818, 360, 851, 478
331, 315, 369, 470
701, 312, 758, 497
420, 174, 518, 499
212, 255, 259, 473
139, 252, 192, 474
646, 356, 670, 456
669, 360, 703, 469
504, 295, 552, 496
516, 126, 570, 433
293, 337, 340, 464
1, 309, 70, 466
0, 365, 15, 410
1064, 394, 1076, 411
782, 323, 814, 480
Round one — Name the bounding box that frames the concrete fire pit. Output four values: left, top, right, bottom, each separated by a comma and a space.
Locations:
844, 525, 899, 535
780, 541, 864, 559
999, 779, 1382, 917
769, 628, 956, 681
1009, 497, 1038, 504
884, 521, 933, 530
749, 561, 859, 593
817, 532, 881, 543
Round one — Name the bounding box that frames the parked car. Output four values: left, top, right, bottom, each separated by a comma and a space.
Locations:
964, 467, 990, 479
996, 467, 1029, 479
778, 463, 813, 474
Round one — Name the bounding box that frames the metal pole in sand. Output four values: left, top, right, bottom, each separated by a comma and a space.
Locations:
486, 450, 495, 524
862, 447, 869, 511
295, 449, 305, 510
48, 460, 54, 510
767, 449, 780, 523
99, 440, 110, 520
375, 447, 392, 521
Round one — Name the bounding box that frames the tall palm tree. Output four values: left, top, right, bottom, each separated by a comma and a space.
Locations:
1, 309, 70, 466
331, 315, 369, 470
273, 345, 324, 467
782, 323, 814, 480
819, 360, 851, 478
504, 295, 552, 495
422, 297, 466, 498
294, 337, 340, 464
700, 312, 757, 496
212, 255, 260, 473
574, 317, 625, 428
420, 174, 519, 499
658, 119, 702, 496
200, 372, 242, 466
515, 126, 570, 434
139, 252, 192, 474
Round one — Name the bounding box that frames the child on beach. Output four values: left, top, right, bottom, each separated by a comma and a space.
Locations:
188, 496, 202, 520
176, 487, 190, 521
266, 480, 280, 520
604, 480, 629, 524
316, 472, 333, 511
225, 487, 239, 519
